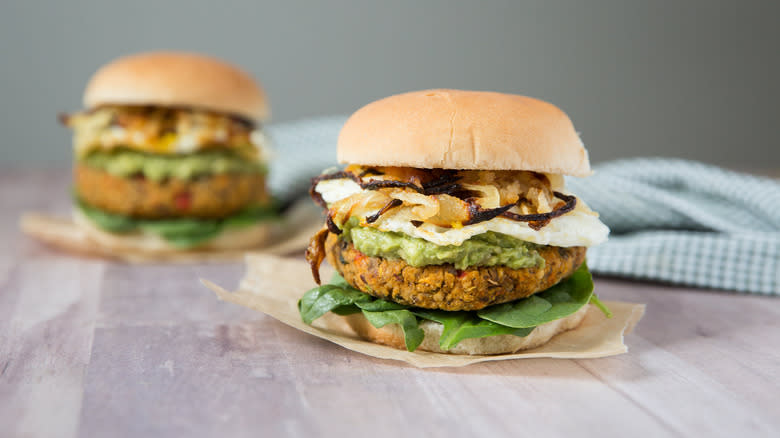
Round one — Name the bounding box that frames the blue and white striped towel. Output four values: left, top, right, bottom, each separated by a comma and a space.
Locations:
267, 117, 779, 295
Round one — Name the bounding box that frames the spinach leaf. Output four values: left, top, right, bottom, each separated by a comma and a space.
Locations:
361, 309, 424, 352
589, 294, 613, 318
413, 310, 534, 350
476, 263, 594, 328
74, 193, 278, 248
222, 204, 279, 229
298, 284, 373, 324
155, 226, 224, 249
137, 219, 222, 249
299, 264, 609, 352
355, 299, 408, 312
77, 200, 137, 232
320, 274, 376, 316
138, 218, 219, 236
329, 273, 351, 288
330, 305, 362, 316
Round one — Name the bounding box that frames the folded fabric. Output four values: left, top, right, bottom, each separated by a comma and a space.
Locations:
267, 116, 348, 202
567, 159, 779, 295
267, 117, 779, 295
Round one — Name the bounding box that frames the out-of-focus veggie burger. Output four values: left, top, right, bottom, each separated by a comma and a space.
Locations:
61, 51, 275, 252
302, 89, 612, 355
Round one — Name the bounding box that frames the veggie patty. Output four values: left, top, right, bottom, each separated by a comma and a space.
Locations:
325, 233, 586, 311
75, 165, 268, 219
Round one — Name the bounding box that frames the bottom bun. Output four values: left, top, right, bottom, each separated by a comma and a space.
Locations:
73, 209, 271, 254
345, 304, 590, 355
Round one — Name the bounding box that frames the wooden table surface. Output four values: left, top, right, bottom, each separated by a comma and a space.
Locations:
1, 170, 778, 438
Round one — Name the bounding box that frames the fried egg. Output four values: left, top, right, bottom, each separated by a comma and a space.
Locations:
315, 178, 609, 248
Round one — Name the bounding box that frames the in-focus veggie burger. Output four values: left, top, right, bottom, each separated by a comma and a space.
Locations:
302, 89, 612, 355
61, 52, 275, 252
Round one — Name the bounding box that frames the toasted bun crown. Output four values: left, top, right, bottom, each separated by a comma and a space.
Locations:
84, 51, 269, 122
338, 89, 590, 176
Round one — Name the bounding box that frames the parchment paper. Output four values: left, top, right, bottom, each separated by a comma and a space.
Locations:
202, 253, 646, 368
19, 201, 324, 263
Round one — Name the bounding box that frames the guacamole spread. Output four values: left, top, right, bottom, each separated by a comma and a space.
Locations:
344, 220, 545, 270
81, 148, 265, 182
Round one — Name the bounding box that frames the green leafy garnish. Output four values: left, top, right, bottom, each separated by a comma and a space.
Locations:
299, 264, 608, 352
298, 284, 372, 324
476, 263, 594, 328
137, 218, 220, 235
298, 282, 424, 351
362, 310, 425, 351
355, 299, 408, 312
589, 294, 613, 318
151, 226, 224, 249
222, 205, 279, 228
77, 203, 137, 232
412, 310, 534, 351
75, 196, 278, 249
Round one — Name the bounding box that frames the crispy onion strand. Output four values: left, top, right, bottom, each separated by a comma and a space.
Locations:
464, 191, 577, 225
365, 199, 403, 224
305, 227, 330, 285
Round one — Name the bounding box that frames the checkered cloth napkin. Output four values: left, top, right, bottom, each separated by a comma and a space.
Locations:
267, 117, 779, 296
566, 159, 779, 295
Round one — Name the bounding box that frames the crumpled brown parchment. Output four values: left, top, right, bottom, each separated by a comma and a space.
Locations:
19, 201, 323, 263
202, 253, 645, 368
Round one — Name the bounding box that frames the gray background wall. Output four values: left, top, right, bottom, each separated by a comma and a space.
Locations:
1, 0, 778, 168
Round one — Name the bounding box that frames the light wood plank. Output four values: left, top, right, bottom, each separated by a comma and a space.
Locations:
95, 262, 250, 327
577, 335, 777, 437
77, 320, 673, 438
0, 259, 104, 438
1, 169, 779, 438
78, 320, 317, 437
267, 322, 675, 437
593, 279, 780, 427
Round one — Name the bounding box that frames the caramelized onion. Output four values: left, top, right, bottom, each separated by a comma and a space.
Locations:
360, 179, 423, 192
305, 227, 330, 285
463, 203, 515, 225
326, 213, 342, 235
365, 199, 403, 224
310, 169, 462, 202
309, 169, 576, 231
500, 192, 577, 223
358, 168, 384, 178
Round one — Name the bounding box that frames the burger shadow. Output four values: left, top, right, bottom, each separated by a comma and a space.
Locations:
425, 357, 599, 379
278, 324, 616, 381
351, 353, 630, 380
411, 345, 643, 381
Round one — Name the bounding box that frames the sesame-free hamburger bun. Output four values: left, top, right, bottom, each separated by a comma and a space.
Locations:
338, 89, 589, 176
84, 51, 269, 122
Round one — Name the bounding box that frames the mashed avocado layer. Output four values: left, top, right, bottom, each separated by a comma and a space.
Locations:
344, 219, 545, 270
81, 148, 265, 182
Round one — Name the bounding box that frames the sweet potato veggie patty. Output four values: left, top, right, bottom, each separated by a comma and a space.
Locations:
325, 233, 586, 311
75, 165, 268, 219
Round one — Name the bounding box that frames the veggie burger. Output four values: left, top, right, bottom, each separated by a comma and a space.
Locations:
303, 89, 611, 355
61, 51, 274, 252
